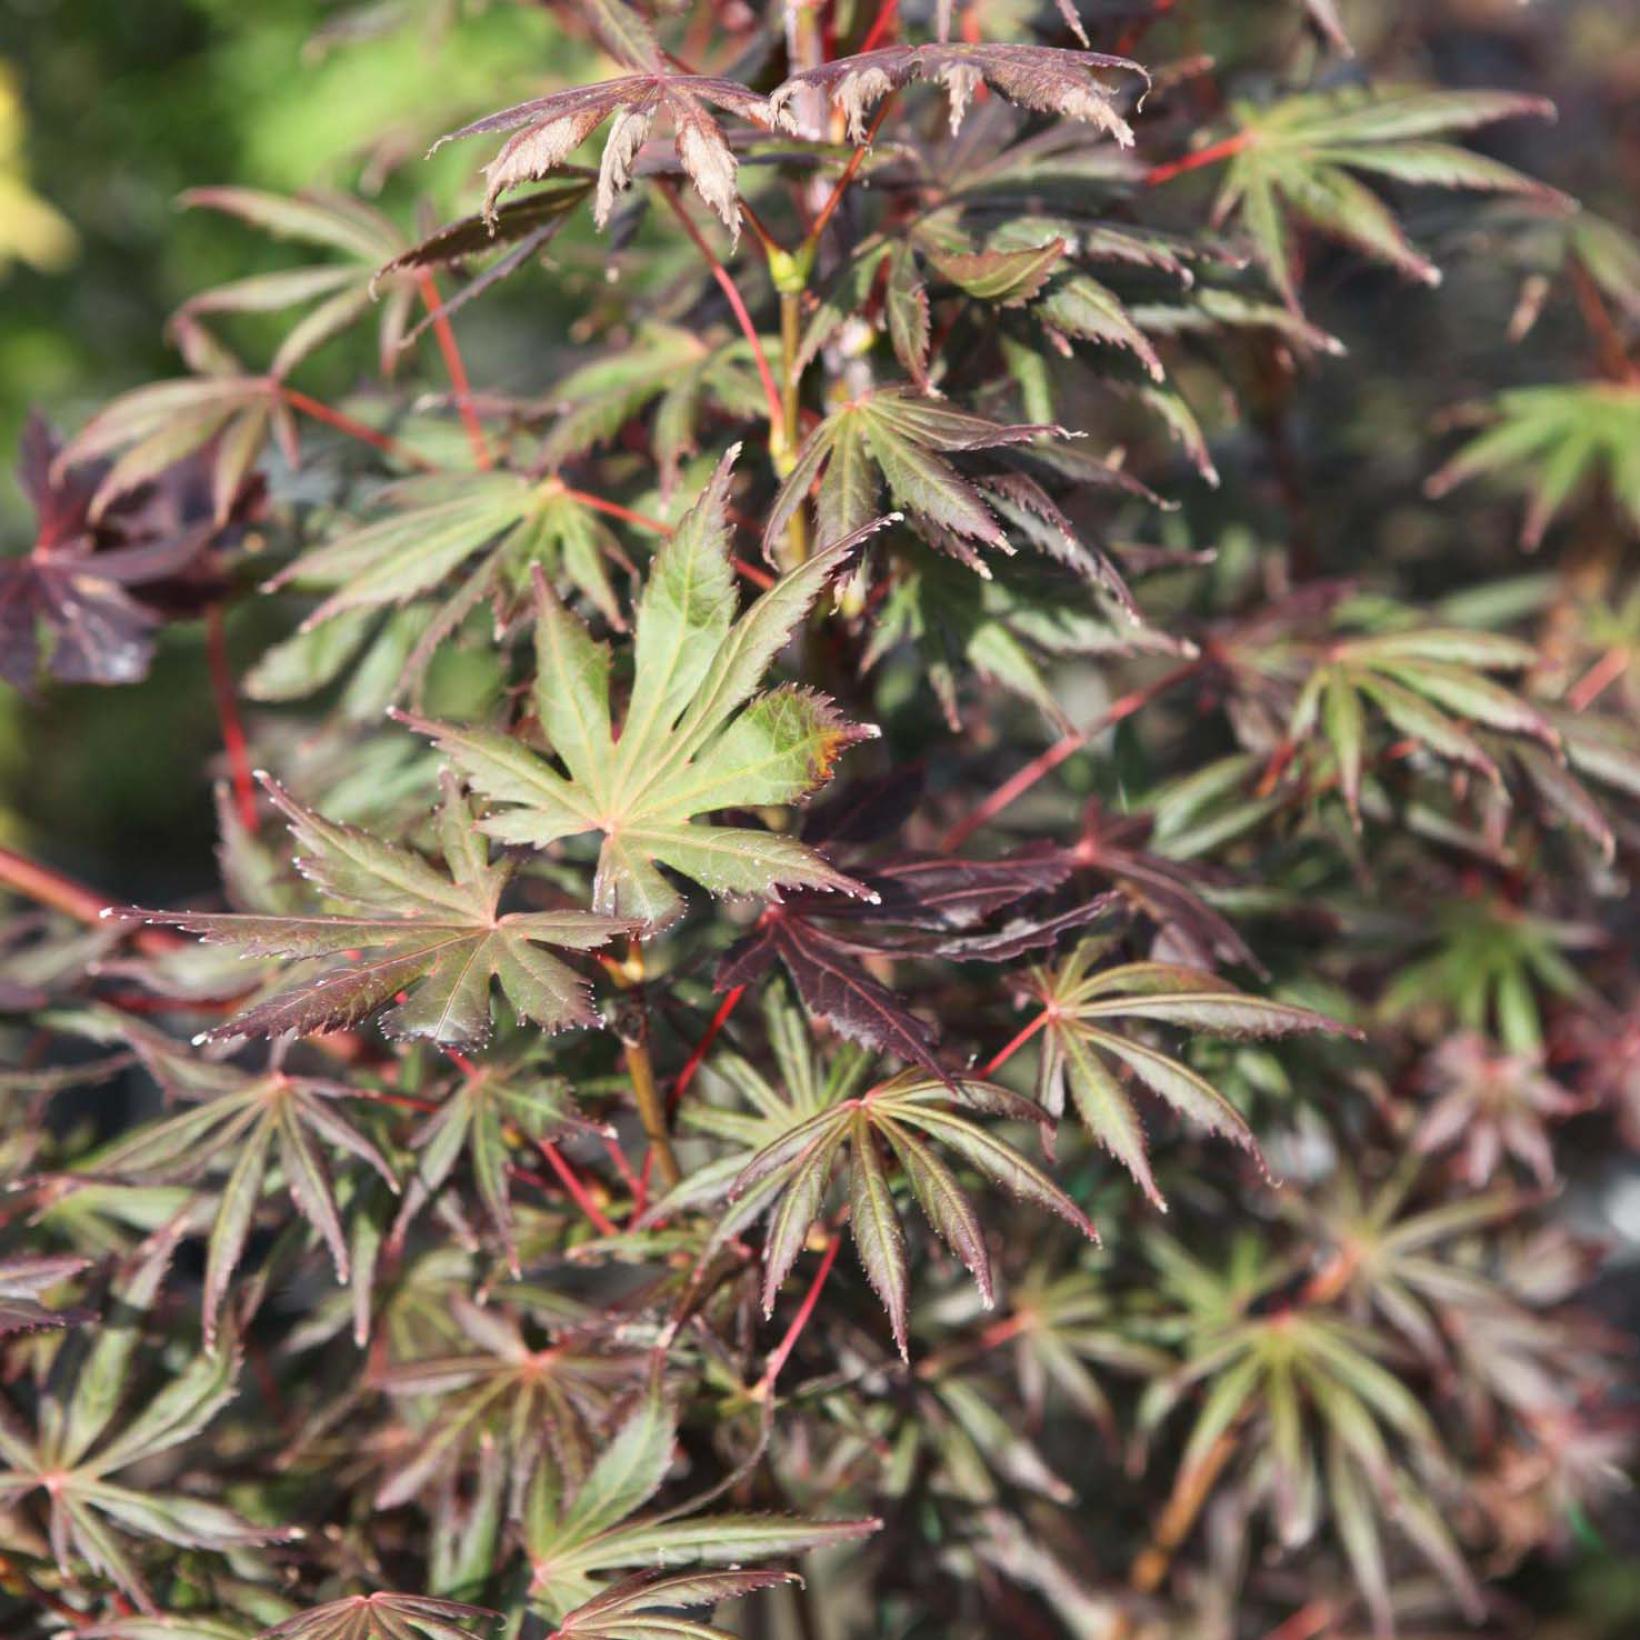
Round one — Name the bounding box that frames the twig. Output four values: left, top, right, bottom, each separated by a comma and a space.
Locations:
1144, 130, 1254, 189
939, 660, 1201, 852
279, 386, 437, 470
620, 937, 684, 1190
657, 182, 785, 448
756, 1230, 842, 1395
981, 1009, 1051, 1077
805, 99, 895, 248
537, 1139, 621, 1237
560, 487, 673, 536
0, 843, 176, 955
667, 985, 746, 1117
205, 604, 257, 832
415, 268, 493, 467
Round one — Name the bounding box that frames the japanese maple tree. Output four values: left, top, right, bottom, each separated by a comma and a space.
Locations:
3, 2, 1638, 1639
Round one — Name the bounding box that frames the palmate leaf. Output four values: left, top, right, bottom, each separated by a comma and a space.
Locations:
57, 326, 299, 525
122, 774, 631, 1047
257, 1594, 498, 1640
866, 554, 1184, 731
771, 44, 1146, 146
433, 31, 781, 237
79, 1019, 398, 1348
801, 219, 1169, 396
0, 1237, 288, 1610
724, 1067, 1096, 1357
1, 413, 235, 690
523, 1386, 877, 1621
404, 452, 879, 929
374, 1293, 645, 1514
1032, 944, 1348, 1208
718, 846, 1087, 1080
1289, 627, 1560, 823
250, 469, 628, 705
555, 1569, 799, 1640
761, 389, 1074, 573
536, 324, 770, 481
1209, 87, 1563, 309
1426, 382, 1640, 548
1148, 1292, 1481, 1638
399, 1042, 606, 1270
993, 1256, 1171, 1439
177, 188, 413, 377
379, 180, 593, 346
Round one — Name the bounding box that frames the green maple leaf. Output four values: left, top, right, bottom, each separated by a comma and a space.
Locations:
1427, 381, 1640, 548
79, 1015, 399, 1348
1143, 1239, 1480, 1637
250, 469, 629, 705
403, 451, 880, 929
124, 773, 631, 1048
1208, 87, 1562, 309
1032, 946, 1348, 1208
1288, 626, 1561, 823
374, 1292, 644, 1513
258, 1594, 498, 1640
551, 1569, 799, 1640
0, 1235, 289, 1610
762, 388, 1067, 573
523, 1386, 877, 1621
721, 1066, 1096, 1357
176, 188, 414, 378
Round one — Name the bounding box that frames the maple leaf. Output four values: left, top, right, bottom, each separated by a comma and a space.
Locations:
723, 1066, 1096, 1356
989, 1253, 1171, 1440
1426, 381, 1640, 548
772, 44, 1146, 146
761, 389, 1076, 573
0, 1235, 290, 1610
718, 844, 1093, 1080
249, 469, 630, 706
1414, 1034, 1582, 1189
1209, 87, 1563, 309
398, 1042, 608, 1270
1288, 626, 1561, 823
374, 1292, 645, 1513
552, 1569, 800, 1640
537, 323, 770, 482
1071, 802, 1264, 973
1031, 944, 1349, 1208
402, 452, 880, 929
1, 413, 249, 690
257, 1594, 498, 1640
55, 320, 299, 525
1145, 1238, 1482, 1637
866, 553, 1185, 732
80, 1017, 399, 1348
433, 8, 781, 240
0, 1254, 92, 1337
177, 188, 414, 377
120, 773, 632, 1047
522, 1386, 878, 1621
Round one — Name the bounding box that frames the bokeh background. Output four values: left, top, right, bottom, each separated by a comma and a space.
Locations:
1, 2, 1638, 1629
